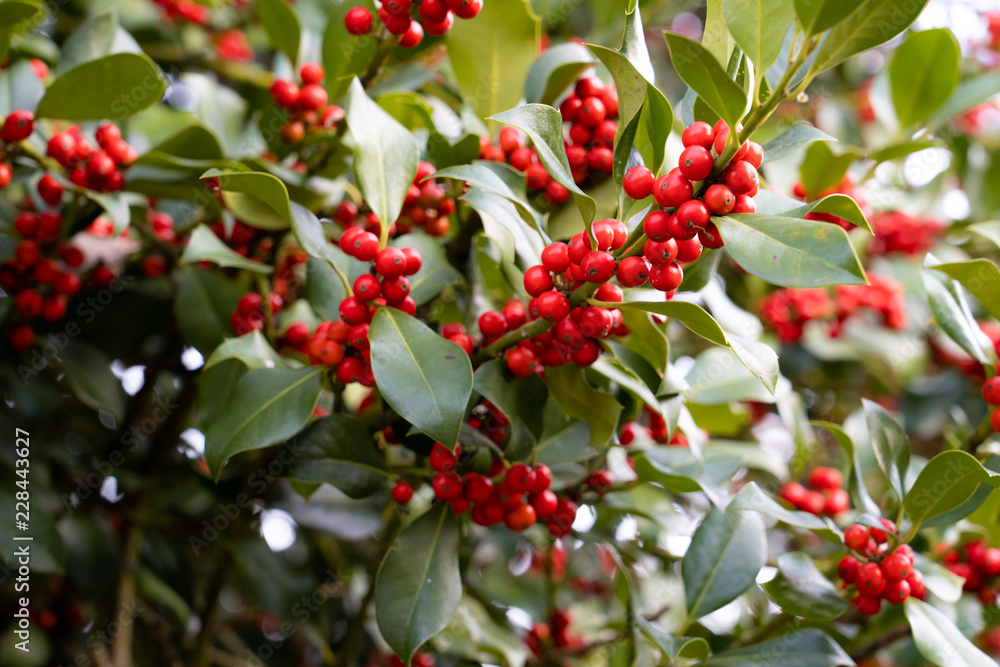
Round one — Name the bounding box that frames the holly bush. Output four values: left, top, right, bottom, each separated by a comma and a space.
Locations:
4, 0, 1000, 665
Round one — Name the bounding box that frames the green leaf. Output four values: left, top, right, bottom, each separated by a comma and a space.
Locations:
592, 355, 662, 412
927, 71, 1000, 128
636, 618, 709, 663
205, 367, 323, 478
728, 482, 842, 541
180, 225, 274, 273
0, 1, 40, 29
701, 0, 734, 67
204, 331, 285, 371
524, 42, 594, 105
80, 190, 131, 236
683, 507, 766, 619
143, 122, 224, 161
175, 267, 244, 355
436, 163, 541, 235
752, 189, 871, 233
284, 414, 389, 498
713, 214, 867, 287
322, 0, 377, 103
391, 234, 465, 305
376, 504, 462, 663
761, 122, 835, 161
36, 53, 166, 120
289, 202, 338, 265
0, 60, 44, 116
905, 599, 996, 667
922, 266, 995, 365
889, 29, 960, 127
763, 552, 849, 621
933, 259, 1000, 321
306, 256, 347, 320
368, 307, 473, 447
137, 568, 191, 623
53, 7, 141, 76
208, 170, 293, 229
345, 78, 420, 235
473, 359, 547, 440
807, 0, 931, 76
542, 365, 623, 448
870, 140, 937, 164
705, 629, 853, 667
60, 341, 126, 420
863, 398, 910, 500
724, 0, 794, 74
490, 104, 596, 225
812, 420, 880, 515
446, 0, 539, 123
256, 0, 300, 66
903, 450, 1000, 529
664, 32, 747, 131
794, 0, 864, 36
799, 141, 860, 199
969, 221, 1000, 250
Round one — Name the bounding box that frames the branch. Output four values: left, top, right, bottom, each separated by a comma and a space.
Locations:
849, 623, 911, 662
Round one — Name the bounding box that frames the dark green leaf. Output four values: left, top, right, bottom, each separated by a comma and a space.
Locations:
870, 140, 937, 163
752, 189, 872, 233
322, 0, 377, 103
180, 225, 274, 273
922, 267, 995, 365
490, 104, 596, 225
763, 552, 849, 620
542, 365, 622, 448
208, 170, 293, 229
728, 482, 842, 541
306, 256, 347, 320
863, 398, 910, 500
473, 360, 547, 440
812, 420, 880, 515
175, 267, 244, 355
345, 78, 420, 234
713, 214, 867, 287
933, 259, 1000, 321
60, 340, 126, 420
683, 507, 766, 619
706, 629, 853, 667
889, 29, 960, 127
799, 141, 860, 199
285, 415, 389, 498
794, 0, 864, 36
664, 32, 747, 131
36, 53, 166, 120
376, 505, 462, 663
905, 599, 996, 667
205, 367, 324, 478
724, 0, 794, 73
204, 331, 285, 371
436, 163, 541, 235
761, 122, 835, 161
257, 0, 300, 65
524, 42, 595, 105
903, 450, 1000, 529
636, 618, 709, 663
368, 308, 473, 447
391, 234, 465, 305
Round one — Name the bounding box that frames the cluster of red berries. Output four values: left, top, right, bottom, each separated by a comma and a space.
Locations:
333, 162, 456, 238
982, 372, 1000, 433
2, 211, 86, 351
622, 119, 762, 252
759, 274, 907, 342
478, 126, 570, 205
524, 609, 581, 654
269, 63, 344, 144
0, 110, 38, 189
778, 467, 850, 517
46, 122, 137, 193
838, 520, 925, 615
870, 211, 945, 256
391, 445, 579, 536
230, 292, 286, 337
208, 219, 276, 260
150, 0, 209, 24
214, 29, 254, 62
344, 0, 483, 49
619, 407, 697, 447
941, 540, 1000, 605
389, 653, 434, 667
792, 177, 870, 231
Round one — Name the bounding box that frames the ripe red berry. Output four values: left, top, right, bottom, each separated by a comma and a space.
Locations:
37, 173, 64, 206
41, 295, 66, 322
383, 0, 411, 15
799, 490, 826, 515
375, 247, 408, 278
778, 481, 807, 506
536, 290, 570, 322
581, 251, 615, 283
525, 163, 550, 191
506, 347, 537, 377
838, 555, 859, 583
616, 256, 650, 287
587, 147, 614, 173
16, 289, 42, 318
54, 272, 81, 295
578, 307, 612, 338
269, 79, 300, 108
644, 239, 678, 267
653, 173, 693, 208
854, 594, 882, 616
479, 310, 507, 338
577, 96, 607, 127
344, 7, 373, 35
503, 299, 527, 329
870, 518, 895, 543
623, 166, 654, 200
673, 200, 710, 238
47, 132, 76, 165
992, 407, 1000, 433
678, 145, 713, 181
725, 160, 759, 195
823, 488, 850, 516
524, 265, 554, 297
8, 323, 34, 351
432, 471, 463, 500
541, 242, 570, 273
390, 481, 414, 504
381, 275, 411, 303
808, 466, 843, 491
351, 231, 380, 261
339, 296, 370, 325
883, 579, 910, 604
299, 62, 325, 85
504, 503, 536, 531
882, 553, 911, 582
844, 524, 869, 551
353, 274, 381, 302
464, 473, 494, 503
643, 210, 671, 242
586, 470, 614, 491
530, 490, 558, 518
681, 121, 714, 149
589, 219, 616, 251
649, 263, 683, 292
984, 377, 1000, 405
745, 141, 764, 168
906, 570, 926, 600
857, 562, 886, 596
704, 184, 735, 215
429, 442, 459, 471
560, 96, 582, 123
1, 109, 34, 142
448, 0, 482, 19
504, 464, 536, 493
732, 194, 756, 214
399, 20, 423, 48
299, 84, 328, 111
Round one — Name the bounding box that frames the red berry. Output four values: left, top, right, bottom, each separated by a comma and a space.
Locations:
299, 62, 325, 85
430, 442, 460, 471
344, 7, 373, 35
799, 490, 826, 515
673, 200, 710, 237
745, 141, 764, 168
704, 184, 735, 215
984, 377, 1000, 405
464, 473, 495, 503
653, 173, 692, 208
381, 276, 410, 304
838, 555, 859, 583
41, 295, 66, 322
504, 464, 536, 493
581, 251, 615, 283
16, 289, 42, 318
299, 84, 328, 111
594, 283, 623, 302
589, 219, 616, 251
530, 490, 558, 518
681, 121, 714, 149
644, 239, 678, 267
623, 166, 654, 200
432, 471, 463, 500
16, 239, 41, 265
870, 518, 895, 544
991, 407, 1000, 432
47, 132, 76, 165
857, 562, 886, 596
524, 265, 554, 297
448, 0, 482, 19
560, 96, 582, 122
616, 256, 649, 287
883, 579, 910, 604
643, 210, 671, 242
383, 0, 411, 15
882, 553, 911, 582
504, 503, 536, 531
586, 470, 613, 491
541, 242, 570, 273
399, 20, 423, 48
375, 247, 408, 278
648, 263, 682, 292
269, 79, 300, 108
536, 290, 570, 322
732, 194, 756, 214
531, 464, 553, 493
725, 160, 759, 195
353, 274, 381, 302
506, 347, 537, 377
808, 466, 843, 491
525, 163, 550, 191
678, 145, 713, 181
37, 173, 64, 206
339, 296, 370, 325
1, 109, 34, 142
906, 570, 926, 600
8, 323, 34, 351
578, 307, 613, 337
503, 299, 527, 329
823, 488, 850, 516
854, 594, 882, 616
577, 96, 607, 127
479, 310, 507, 338
424, 11, 454, 35
351, 232, 380, 261
54, 272, 81, 295
587, 147, 614, 173
844, 524, 869, 551
553, 318, 584, 348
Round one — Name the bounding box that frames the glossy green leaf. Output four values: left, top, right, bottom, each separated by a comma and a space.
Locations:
36, 53, 166, 120
933, 259, 1000, 321
345, 78, 420, 235
391, 234, 465, 305
0, 60, 44, 116
204, 331, 285, 371
306, 256, 347, 320
863, 398, 910, 500
53, 7, 141, 76
322, 0, 377, 103
752, 190, 872, 233
284, 414, 389, 498
490, 104, 596, 225
683, 507, 766, 619
257, 0, 300, 66
180, 225, 274, 273
542, 365, 622, 448
724, 0, 794, 74
60, 341, 126, 420
664, 32, 747, 131
207, 170, 293, 229
706, 629, 853, 667
368, 307, 473, 447
807, 0, 931, 76
799, 141, 861, 199
205, 367, 324, 478
289, 202, 338, 265
524, 42, 594, 105
636, 618, 709, 663
923, 267, 995, 365
436, 163, 541, 235
905, 599, 995, 667
870, 140, 938, 163
903, 450, 1000, 529
713, 214, 867, 287
0, 0, 40, 29
473, 360, 547, 440
794, 0, 864, 36
376, 504, 462, 663
761, 122, 836, 162
763, 552, 849, 620
728, 482, 842, 541
175, 267, 244, 355
812, 420, 881, 515
889, 29, 960, 127
927, 71, 1000, 128
592, 355, 662, 412
446, 0, 539, 122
